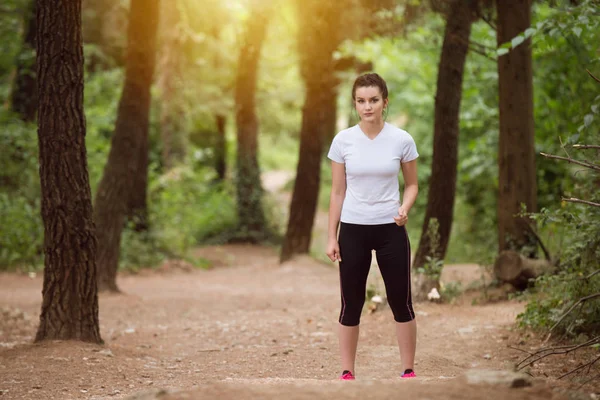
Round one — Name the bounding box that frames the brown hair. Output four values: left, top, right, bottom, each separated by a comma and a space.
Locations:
351, 73, 389, 101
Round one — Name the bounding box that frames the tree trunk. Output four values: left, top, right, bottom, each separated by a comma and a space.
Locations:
127, 118, 150, 232
413, 1, 474, 274
496, 0, 537, 255
233, 2, 270, 242
157, 0, 186, 171
10, 0, 37, 122
94, 0, 159, 292
215, 113, 227, 181
494, 250, 555, 290
280, 0, 342, 262
35, 0, 101, 343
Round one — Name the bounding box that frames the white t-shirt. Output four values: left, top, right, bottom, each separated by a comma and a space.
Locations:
327, 122, 419, 225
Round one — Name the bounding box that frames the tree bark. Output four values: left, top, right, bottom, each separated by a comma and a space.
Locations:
496, 0, 537, 255
10, 0, 37, 122
233, 2, 270, 241
127, 114, 150, 233
280, 0, 342, 262
94, 0, 159, 292
413, 0, 474, 272
35, 0, 101, 343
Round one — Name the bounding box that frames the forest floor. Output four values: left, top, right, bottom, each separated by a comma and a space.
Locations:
0, 171, 599, 400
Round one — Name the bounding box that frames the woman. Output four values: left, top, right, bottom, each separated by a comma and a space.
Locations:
326, 73, 419, 380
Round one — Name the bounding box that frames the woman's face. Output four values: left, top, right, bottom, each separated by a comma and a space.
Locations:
354, 86, 388, 123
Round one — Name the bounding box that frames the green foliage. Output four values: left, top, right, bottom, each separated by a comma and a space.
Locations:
515, 1, 600, 332
119, 225, 166, 272
515, 1, 600, 335
440, 282, 463, 304
517, 146, 600, 335
0, 192, 43, 269
0, 0, 28, 78
497, 1, 600, 56
0, 113, 42, 269
148, 166, 237, 250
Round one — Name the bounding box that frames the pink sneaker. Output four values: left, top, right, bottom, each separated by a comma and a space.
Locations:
339, 370, 355, 380
401, 369, 416, 378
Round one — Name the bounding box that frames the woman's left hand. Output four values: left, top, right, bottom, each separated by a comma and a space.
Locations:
393, 206, 408, 226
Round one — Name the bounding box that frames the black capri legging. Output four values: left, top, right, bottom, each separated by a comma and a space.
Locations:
338, 222, 415, 326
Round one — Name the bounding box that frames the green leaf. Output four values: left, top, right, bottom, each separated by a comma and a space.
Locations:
512, 35, 525, 48
497, 48, 509, 56
572, 27, 582, 37
568, 133, 580, 144
524, 28, 536, 38
584, 114, 594, 127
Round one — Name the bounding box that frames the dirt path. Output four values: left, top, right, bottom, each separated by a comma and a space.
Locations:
0, 244, 592, 400
0, 172, 596, 399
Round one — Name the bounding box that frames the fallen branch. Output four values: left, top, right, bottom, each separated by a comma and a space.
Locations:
573, 144, 600, 150
516, 336, 600, 370
558, 355, 600, 380
546, 293, 600, 338
562, 197, 600, 208
540, 152, 600, 172
508, 345, 534, 356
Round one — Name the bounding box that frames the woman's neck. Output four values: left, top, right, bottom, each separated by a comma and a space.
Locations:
359, 120, 385, 138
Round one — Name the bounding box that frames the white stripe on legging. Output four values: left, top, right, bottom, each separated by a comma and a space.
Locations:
339, 265, 347, 323
405, 229, 415, 321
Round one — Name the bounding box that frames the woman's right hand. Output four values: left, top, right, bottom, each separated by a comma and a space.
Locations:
326, 239, 341, 263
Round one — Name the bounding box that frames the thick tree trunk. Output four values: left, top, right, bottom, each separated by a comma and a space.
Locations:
127, 122, 150, 232
158, 0, 186, 171
280, 84, 337, 261
94, 0, 159, 292
496, 0, 537, 255
413, 1, 473, 273
35, 0, 101, 343
215, 113, 227, 181
280, 0, 341, 262
10, 0, 37, 122
234, 3, 270, 241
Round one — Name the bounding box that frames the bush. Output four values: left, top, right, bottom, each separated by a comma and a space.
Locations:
146, 165, 238, 253
0, 193, 43, 269
0, 115, 43, 270
517, 205, 600, 336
